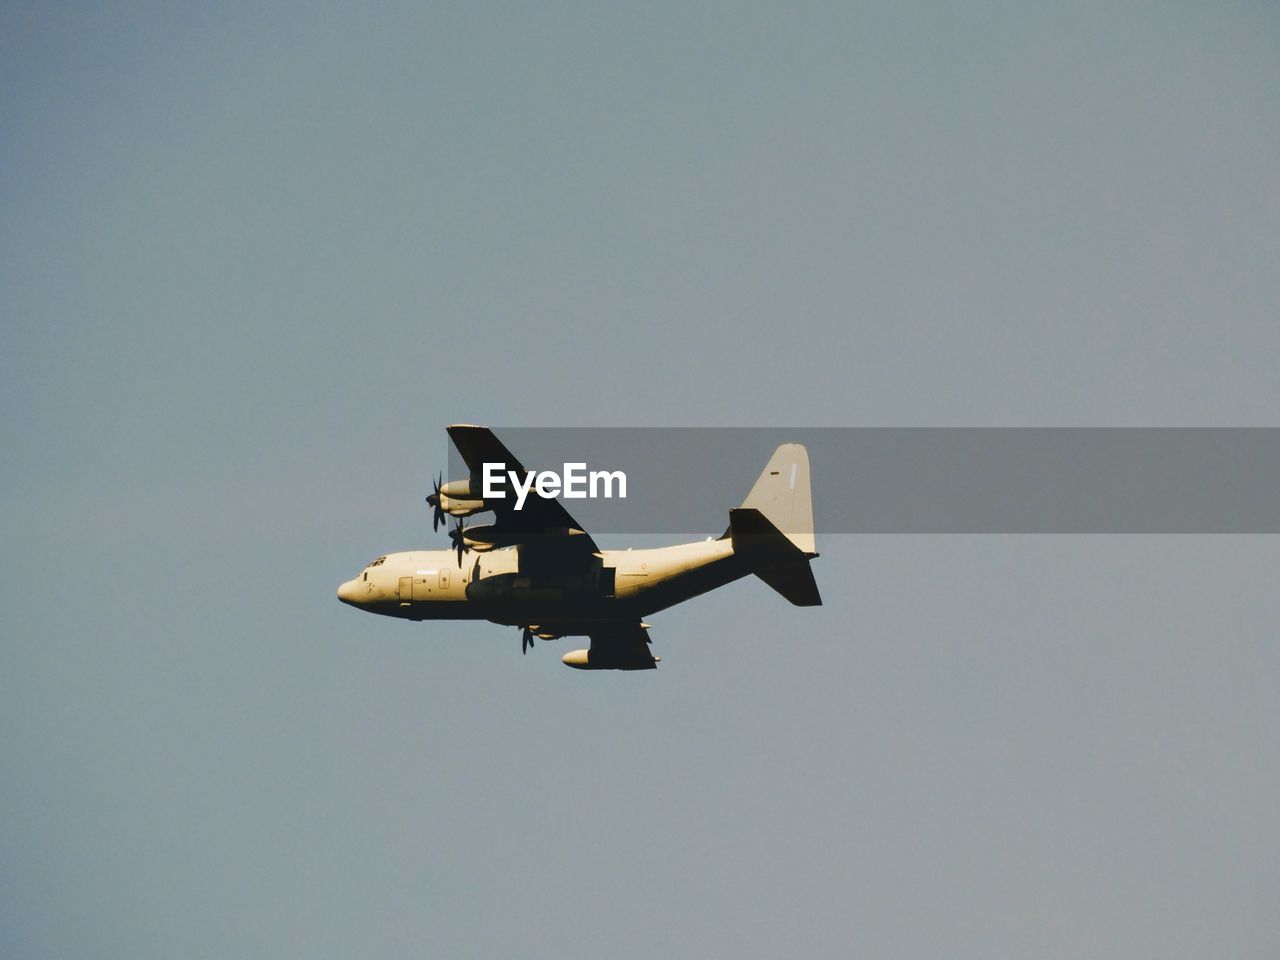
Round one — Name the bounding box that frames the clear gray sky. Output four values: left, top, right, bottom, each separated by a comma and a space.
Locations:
3, 2, 1279, 957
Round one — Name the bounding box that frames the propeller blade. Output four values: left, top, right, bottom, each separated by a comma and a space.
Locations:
522, 627, 533, 654
454, 516, 465, 566
429, 472, 444, 531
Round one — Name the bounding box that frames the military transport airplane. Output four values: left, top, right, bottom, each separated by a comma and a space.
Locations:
337, 425, 820, 670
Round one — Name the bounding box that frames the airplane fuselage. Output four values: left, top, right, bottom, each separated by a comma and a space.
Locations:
337, 538, 750, 636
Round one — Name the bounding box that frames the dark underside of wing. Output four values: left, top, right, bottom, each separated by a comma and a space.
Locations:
568, 623, 658, 670
446, 424, 599, 554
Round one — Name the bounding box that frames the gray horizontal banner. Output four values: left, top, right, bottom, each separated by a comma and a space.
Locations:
444, 428, 1280, 534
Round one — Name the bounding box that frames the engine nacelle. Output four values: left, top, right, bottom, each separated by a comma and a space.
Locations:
439, 494, 485, 517
440, 479, 476, 498
457, 524, 521, 551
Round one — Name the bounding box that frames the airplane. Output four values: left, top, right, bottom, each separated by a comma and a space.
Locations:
336, 425, 821, 670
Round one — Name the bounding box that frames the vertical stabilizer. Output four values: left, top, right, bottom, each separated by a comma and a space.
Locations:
739, 444, 816, 556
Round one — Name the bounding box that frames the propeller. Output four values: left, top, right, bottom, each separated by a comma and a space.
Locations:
449, 516, 466, 566
426, 472, 445, 531
521, 626, 534, 655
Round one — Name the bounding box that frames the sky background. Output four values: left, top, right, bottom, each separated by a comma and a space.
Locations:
3, 2, 1279, 957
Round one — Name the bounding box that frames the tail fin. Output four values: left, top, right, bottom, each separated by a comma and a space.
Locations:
728, 508, 822, 606
738, 443, 816, 555
728, 444, 821, 607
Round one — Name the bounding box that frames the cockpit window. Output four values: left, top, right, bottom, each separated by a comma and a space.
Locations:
369, 556, 387, 567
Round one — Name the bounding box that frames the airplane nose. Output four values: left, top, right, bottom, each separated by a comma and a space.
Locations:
337, 579, 360, 605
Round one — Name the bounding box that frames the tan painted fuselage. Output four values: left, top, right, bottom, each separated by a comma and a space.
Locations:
337, 538, 750, 635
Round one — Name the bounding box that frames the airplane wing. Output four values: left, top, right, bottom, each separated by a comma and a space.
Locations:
447, 424, 599, 554
563, 622, 659, 670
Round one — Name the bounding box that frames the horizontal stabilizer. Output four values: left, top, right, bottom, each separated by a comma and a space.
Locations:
728, 508, 823, 606
755, 560, 823, 606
